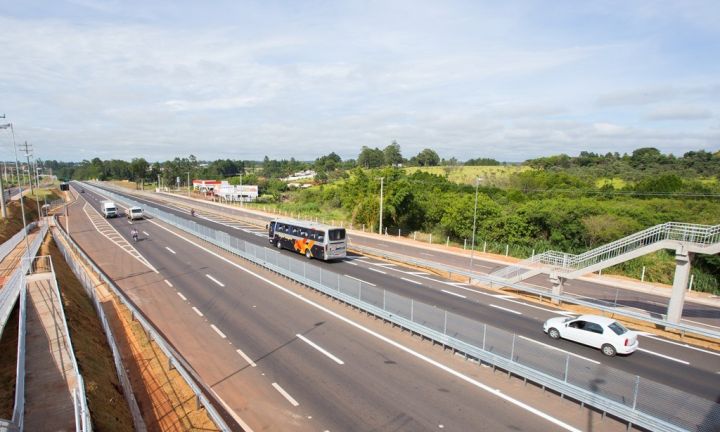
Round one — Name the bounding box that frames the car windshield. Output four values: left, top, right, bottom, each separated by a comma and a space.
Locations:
608, 321, 629, 335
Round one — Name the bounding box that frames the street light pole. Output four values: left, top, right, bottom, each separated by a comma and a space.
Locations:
1, 123, 31, 258
186, 171, 190, 196
470, 177, 480, 271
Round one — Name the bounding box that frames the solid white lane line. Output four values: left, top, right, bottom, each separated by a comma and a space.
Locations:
404, 271, 429, 276
347, 261, 358, 266
236, 349, 257, 367
638, 334, 720, 357
420, 252, 435, 257
518, 336, 601, 365
344, 275, 376, 286
206, 274, 226, 287
272, 383, 299, 407
401, 277, 422, 285
638, 348, 689, 365
192, 307, 204, 317
164, 279, 173, 287
441, 289, 466, 299
165, 246, 176, 254
143, 231, 149, 236
177, 292, 187, 301
211, 324, 227, 339
490, 304, 523, 315
296, 334, 344, 365
147, 216, 581, 432
492, 294, 514, 299
369, 267, 386, 275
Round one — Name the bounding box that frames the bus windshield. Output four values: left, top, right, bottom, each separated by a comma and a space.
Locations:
328, 229, 346, 241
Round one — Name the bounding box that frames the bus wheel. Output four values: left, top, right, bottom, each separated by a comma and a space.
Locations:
305, 250, 312, 259
276, 239, 282, 249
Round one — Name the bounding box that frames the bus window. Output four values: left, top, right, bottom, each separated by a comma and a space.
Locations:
329, 229, 346, 241
292, 227, 299, 235
317, 233, 325, 242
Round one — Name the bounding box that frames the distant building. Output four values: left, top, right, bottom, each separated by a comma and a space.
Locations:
282, 170, 316, 182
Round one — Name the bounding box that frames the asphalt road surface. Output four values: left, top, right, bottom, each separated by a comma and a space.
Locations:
83, 183, 720, 403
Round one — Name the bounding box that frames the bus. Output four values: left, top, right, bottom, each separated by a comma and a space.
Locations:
268, 218, 347, 261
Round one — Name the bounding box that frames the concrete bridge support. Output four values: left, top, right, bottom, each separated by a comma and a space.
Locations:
666, 247, 692, 324
550, 273, 565, 305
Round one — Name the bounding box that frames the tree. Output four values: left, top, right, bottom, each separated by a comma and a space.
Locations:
383, 141, 403, 166
357, 146, 384, 168
414, 148, 440, 166
130, 158, 149, 182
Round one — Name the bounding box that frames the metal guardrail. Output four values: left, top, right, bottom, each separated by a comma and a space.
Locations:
84, 181, 720, 432
52, 217, 231, 431
95, 183, 720, 340
52, 226, 147, 431
0, 221, 39, 264
351, 243, 720, 341
493, 222, 720, 280
0, 221, 45, 337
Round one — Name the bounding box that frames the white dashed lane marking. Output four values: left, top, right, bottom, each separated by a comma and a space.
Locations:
177, 292, 187, 301
272, 383, 299, 407
441, 289, 466, 299
206, 274, 225, 287
211, 324, 227, 339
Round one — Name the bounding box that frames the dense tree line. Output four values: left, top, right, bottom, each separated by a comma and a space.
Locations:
526, 148, 720, 181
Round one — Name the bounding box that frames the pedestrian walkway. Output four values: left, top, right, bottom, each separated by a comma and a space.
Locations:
23, 272, 78, 431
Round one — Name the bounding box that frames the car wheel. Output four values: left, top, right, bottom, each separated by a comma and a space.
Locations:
305, 250, 312, 259
548, 328, 561, 340
601, 344, 617, 357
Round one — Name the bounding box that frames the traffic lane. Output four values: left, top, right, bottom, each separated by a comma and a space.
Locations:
350, 234, 505, 273
338, 256, 720, 374
349, 231, 720, 325
64, 201, 312, 431
124, 209, 585, 431
561, 277, 720, 324
90, 184, 720, 397
130, 212, 720, 402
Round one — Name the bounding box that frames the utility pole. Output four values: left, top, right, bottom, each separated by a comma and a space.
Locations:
19, 142, 34, 193
19, 141, 41, 220
1, 123, 31, 258
378, 177, 384, 235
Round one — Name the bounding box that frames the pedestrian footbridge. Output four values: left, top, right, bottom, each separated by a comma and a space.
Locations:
491, 222, 720, 323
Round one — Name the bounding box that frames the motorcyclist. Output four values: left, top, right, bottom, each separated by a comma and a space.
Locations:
190, 208, 196, 217
131, 228, 139, 242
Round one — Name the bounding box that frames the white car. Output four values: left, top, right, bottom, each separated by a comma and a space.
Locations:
543, 315, 638, 356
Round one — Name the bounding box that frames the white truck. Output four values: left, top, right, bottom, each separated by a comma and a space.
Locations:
101, 201, 118, 218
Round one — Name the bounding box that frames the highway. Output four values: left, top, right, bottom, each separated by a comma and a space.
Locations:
65, 184, 629, 431
131, 188, 720, 330
85, 182, 720, 402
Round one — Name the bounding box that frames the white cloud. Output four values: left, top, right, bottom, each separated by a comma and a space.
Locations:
647, 106, 713, 121
0, 2, 718, 162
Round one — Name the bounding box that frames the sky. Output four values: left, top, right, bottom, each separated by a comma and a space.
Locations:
1, 0, 719, 163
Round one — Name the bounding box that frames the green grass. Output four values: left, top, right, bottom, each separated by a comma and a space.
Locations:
403, 165, 530, 185
594, 177, 630, 189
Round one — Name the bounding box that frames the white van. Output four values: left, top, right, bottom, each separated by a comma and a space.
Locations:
127, 207, 144, 220
101, 201, 118, 218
